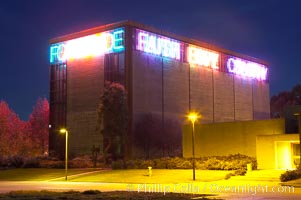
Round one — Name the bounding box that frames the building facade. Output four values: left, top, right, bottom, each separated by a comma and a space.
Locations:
182, 119, 300, 170
49, 21, 270, 156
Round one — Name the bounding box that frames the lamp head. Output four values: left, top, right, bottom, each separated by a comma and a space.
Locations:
60, 128, 67, 134
188, 112, 199, 123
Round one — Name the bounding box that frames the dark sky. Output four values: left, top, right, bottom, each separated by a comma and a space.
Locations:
1, 0, 300, 120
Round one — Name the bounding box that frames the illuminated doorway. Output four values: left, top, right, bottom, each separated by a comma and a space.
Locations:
275, 141, 300, 169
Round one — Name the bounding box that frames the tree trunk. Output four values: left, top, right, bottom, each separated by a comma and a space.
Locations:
103, 137, 112, 164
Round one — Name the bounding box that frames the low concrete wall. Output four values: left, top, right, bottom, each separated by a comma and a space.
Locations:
183, 118, 285, 158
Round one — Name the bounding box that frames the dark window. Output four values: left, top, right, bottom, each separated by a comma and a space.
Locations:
49, 62, 67, 155
104, 53, 125, 85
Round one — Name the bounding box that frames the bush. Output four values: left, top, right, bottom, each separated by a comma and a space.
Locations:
7, 156, 24, 168
153, 158, 168, 169
225, 172, 234, 180
112, 160, 125, 169
39, 159, 65, 169
280, 169, 301, 182
81, 190, 101, 195
111, 154, 256, 174
23, 157, 40, 168
69, 156, 93, 168
234, 168, 247, 176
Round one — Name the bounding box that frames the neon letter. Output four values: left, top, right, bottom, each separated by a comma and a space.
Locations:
113, 29, 124, 50
226, 57, 268, 81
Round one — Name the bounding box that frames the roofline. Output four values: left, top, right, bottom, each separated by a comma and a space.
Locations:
49, 20, 268, 66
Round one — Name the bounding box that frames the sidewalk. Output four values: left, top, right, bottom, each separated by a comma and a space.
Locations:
45, 168, 110, 181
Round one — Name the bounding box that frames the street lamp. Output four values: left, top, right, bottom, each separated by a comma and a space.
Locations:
187, 112, 199, 181
60, 128, 68, 181
294, 113, 301, 166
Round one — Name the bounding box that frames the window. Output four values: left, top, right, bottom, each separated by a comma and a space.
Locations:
49, 63, 67, 131
104, 53, 125, 85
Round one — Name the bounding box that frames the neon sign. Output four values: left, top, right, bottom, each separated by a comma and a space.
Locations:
187, 45, 219, 69
50, 28, 124, 64
227, 57, 268, 80
136, 29, 181, 60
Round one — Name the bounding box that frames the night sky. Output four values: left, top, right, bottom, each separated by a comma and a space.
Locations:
1, 0, 300, 120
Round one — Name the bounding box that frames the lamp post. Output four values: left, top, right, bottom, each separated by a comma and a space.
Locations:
294, 113, 301, 165
188, 112, 199, 181
60, 128, 68, 181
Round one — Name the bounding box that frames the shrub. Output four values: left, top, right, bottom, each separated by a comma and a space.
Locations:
7, 156, 24, 168
225, 172, 234, 180
69, 156, 93, 168
280, 169, 301, 182
111, 154, 256, 174
112, 160, 125, 169
23, 157, 40, 168
141, 160, 155, 168
203, 157, 221, 170
234, 168, 247, 176
81, 190, 101, 195
39, 159, 65, 168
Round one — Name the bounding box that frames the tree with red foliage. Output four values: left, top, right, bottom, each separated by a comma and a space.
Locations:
0, 101, 27, 157
28, 98, 49, 155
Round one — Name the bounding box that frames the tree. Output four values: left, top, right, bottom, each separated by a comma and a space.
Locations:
271, 84, 301, 118
28, 98, 49, 155
0, 101, 27, 157
97, 81, 129, 163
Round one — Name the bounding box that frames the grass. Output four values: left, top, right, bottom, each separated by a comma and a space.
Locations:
0, 168, 231, 183
0, 168, 98, 181
0, 190, 223, 200
69, 169, 231, 183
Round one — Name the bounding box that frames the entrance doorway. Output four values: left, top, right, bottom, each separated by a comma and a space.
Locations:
275, 141, 300, 169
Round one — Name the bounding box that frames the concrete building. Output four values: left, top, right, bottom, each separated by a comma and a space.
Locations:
48, 21, 270, 157
182, 117, 300, 170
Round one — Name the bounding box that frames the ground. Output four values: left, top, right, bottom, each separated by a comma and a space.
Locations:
0, 168, 300, 199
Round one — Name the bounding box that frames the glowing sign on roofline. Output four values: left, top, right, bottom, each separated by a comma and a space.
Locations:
187, 45, 219, 69
136, 29, 181, 60
227, 57, 268, 81
50, 28, 125, 64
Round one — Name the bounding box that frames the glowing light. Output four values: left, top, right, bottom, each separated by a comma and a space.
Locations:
227, 57, 268, 81
187, 112, 200, 124
136, 29, 181, 60
187, 45, 219, 69
60, 128, 67, 134
50, 28, 125, 64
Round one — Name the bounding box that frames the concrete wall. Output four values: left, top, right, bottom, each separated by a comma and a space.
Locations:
132, 50, 270, 127
183, 119, 285, 158
256, 134, 299, 169
253, 80, 270, 119
67, 57, 104, 155
190, 67, 213, 123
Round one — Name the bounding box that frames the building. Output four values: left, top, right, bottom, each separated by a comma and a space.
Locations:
48, 21, 270, 157
182, 117, 300, 170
